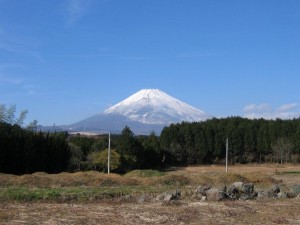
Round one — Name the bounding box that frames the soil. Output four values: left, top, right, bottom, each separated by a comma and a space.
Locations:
1, 199, 300, 225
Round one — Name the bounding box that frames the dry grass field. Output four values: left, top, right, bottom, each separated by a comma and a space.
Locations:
0, 164, 300, 225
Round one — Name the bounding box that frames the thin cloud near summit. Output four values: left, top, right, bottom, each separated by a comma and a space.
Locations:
243, 103, 299, 119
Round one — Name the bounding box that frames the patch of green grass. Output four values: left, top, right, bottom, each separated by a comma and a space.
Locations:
153, 175, 191, 187
282, 171, 300, 174
125, 169, 166, 178
0, 185, 171, 202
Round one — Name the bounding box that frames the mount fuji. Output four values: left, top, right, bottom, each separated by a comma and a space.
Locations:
66, 89, 210, 134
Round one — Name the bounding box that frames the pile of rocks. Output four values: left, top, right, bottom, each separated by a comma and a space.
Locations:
195, 183, 300, 201
156, 183, 300, 202
156, 189, 181, 202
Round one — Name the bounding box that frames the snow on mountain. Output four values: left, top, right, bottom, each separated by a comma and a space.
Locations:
65, 89, 210, 134
104, 89, 209, 125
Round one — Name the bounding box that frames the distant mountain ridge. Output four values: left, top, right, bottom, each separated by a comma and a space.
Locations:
62, 89, 210, 134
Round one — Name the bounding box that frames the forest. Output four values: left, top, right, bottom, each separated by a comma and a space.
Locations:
160, 117, 300, 165
0, 122, 69, 174
1, 104, 300, 174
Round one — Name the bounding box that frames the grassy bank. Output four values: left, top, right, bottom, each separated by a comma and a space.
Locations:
1, 164, 299, 202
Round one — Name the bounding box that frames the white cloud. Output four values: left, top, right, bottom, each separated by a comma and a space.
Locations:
244, 103, 300, 120
277, 103, 298, 112
243, 103, 271, 113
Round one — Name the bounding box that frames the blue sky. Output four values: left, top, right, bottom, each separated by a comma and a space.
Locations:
0, 0, 300, 125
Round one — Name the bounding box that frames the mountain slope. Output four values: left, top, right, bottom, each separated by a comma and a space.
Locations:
67, 89, 210, 134
104, 89, 208, 125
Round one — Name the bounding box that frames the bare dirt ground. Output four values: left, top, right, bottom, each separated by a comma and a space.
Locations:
1, 199, 300, 225
1, 164, 300, 225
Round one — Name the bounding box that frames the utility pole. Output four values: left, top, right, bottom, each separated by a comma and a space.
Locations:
226, 138, 228, 173
108, 132, 111, 174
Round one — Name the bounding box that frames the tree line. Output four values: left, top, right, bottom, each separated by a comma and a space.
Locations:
1, 104, 299, 174
67, 127, 162, 173
0, 122, 70, 174
63, 117, 300, 173
160, 117, 300, 165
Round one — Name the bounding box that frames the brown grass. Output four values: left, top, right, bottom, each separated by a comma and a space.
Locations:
0, 171, 140, 188
2, 163, 294, 188
1, 199, 300, 225
1, 164, 300, 225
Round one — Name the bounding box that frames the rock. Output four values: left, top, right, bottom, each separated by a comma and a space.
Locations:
164, 194, 174, 202
267, 191, 278, 199
192, 193, 204, 200
157, 189, 182, 202
173, 189, 181, 198
277, 192, 288, 199
155, 194, 165, 201
138, 194, 154, 203
266, 184, 281, 198
239, 184, 256, 201
242, 183, 254, 195
290, 185, 300, 196
270, 184, 280, 194
201, 196, 207, 202
252, 191, 258, 198
296, 194, 300, 199
138, 195, 145, 203
163, 190, 181, 202
220, 185, 227, 193
206, 188, 227, 201
257, 191, 268, 199
227, 185, 240, 200
232, 182, 244, 191
196, 184, 211, 196
240, 194, 252, 200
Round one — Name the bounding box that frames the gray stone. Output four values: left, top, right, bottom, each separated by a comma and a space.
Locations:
227, 185, 240, 200
155, 194, 165, 201
290, 185, 300, 196
196, 184, 211, 196
206, 188, 227, 201
252, 191, 258, 198
242, 183, 254, 195
227, 185, 239, 194
201, 196, 207, 202
257, 191, 268, 199
287, 185, 300, 198
192, 193, 203, 200
240, 194, 252, 200
220, 185, 227, 193
267, 191, 278, 199
232, 182, 244, 191
277, 192, 288, 199
138, 195, 145, 203
270, 184, 280, 194
173, 189, 181, 198
164, 194, 174, 202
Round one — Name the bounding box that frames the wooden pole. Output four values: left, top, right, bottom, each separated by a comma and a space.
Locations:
226, 138, 228, 173
108, 132, 111, 174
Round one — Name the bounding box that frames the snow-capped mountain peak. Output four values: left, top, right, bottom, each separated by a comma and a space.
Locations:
104, 89, 209, 124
